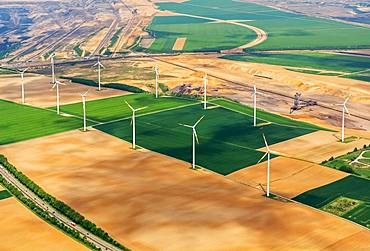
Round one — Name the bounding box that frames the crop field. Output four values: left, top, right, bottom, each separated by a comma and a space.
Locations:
147, 0, 370, 51
0, 99, 83, 145
0, 190, 11, 200
294, 175, 370, 228
222, 52, 370, 82
90, 96, 321, 175
143, 16, 256, 52
322, 145, 370, 179
58, 94, 199, 122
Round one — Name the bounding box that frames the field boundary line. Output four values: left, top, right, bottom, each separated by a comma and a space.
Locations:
93, 101, 201, 127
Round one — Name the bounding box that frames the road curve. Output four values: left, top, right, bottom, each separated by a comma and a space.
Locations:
175, 13, 268, 49
0, 165, 123, 251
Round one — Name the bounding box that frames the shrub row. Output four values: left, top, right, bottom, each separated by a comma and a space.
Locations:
0, 175, 99, 250
62, 77, 145, 93
0, 155, 129, 251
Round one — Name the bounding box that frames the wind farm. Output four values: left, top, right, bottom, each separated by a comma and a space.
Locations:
0, 0, 369, 251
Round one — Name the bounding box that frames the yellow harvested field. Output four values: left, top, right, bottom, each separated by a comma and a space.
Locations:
172, 37, 187, 51
228, 157, 348, 198
1, 130, 370, 251
262, 130, 370, 163
0, 197, 87, 251
0, 75, 128, 107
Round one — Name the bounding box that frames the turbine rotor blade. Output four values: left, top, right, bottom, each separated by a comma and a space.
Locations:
179, 123, 193, 128
257, 151, 268, 164
194, 115, 205, 127
344, 97, 350, 105
124, 100, 134, 111
194, 128, 199, 144
135, 106, 147, 112
262, 133, 270, 151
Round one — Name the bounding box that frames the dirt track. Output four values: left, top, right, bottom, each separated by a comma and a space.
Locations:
0, 197, 87, 251
1, 130, 370, 251
174, 13, 268, 50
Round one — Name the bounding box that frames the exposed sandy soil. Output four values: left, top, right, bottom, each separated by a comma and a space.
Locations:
81, 28, 109, 54
228, 156, 348, 198
0, 74, 128, 107
154, 54, 370, 130
172, 37, 187, 51
263, 130, 370, 163
1, 130, 370, 251
0, 197, 87, 251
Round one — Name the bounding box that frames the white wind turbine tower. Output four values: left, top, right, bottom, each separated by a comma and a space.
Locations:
52, 79, 65, 115
336, 97, 350, 143
203, 73, 208, 109
252, 85, 262, 127
18, 68, 29, 104
50, 53, 56, 84
125, 100, 147, 149
94, 57, 105, 91
179, 115, 205, 169
257, 133, 272, 197
154, 65, 159, 98
80, 91, 88, 132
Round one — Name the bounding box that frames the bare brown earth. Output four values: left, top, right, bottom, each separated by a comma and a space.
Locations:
152, 54, 370, 130
0, 197, 87, 251
0, 74, 127, 107
228, 156, 348, 198
172, 37, 187, 51
262, 130, 370, 163
1, 130, 370, 251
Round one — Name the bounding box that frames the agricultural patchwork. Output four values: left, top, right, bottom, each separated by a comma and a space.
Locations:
140, 0, 370, 52
294, 175, 370, 228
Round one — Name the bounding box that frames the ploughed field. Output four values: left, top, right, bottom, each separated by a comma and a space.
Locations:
142, 0, 370, 52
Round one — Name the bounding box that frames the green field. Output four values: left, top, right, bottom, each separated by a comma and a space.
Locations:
321, 145, 370, 179
144, 0, 370, 52
0, 190, 12, 200
92, 96, 320, 174
58, 94, 199, 122
222, 52, 370, 82
294, 175, 370, 228
142, 16, 256, 52
0, 99, 83, 145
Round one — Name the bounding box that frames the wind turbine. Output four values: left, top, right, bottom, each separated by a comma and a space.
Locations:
257, 133, 272, 197
203, 73, 208, 109
18, 68, 29, 104
125, 100, 147, 149
80, 91, 88, 131
52, 79, 65, 115
252, 85, 262, 127
336, 97, 350, 143
94, 56, 105, 91
179, 115, 205, 169
50, 53, 56, 84
154, 65, 159, 98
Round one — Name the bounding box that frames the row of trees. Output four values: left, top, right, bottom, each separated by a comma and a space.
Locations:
0, 155, 129, 251
61, 77, 145, 93
0, 174, 99, 250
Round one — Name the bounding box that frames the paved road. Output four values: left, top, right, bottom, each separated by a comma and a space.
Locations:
0, 165, 122, 251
